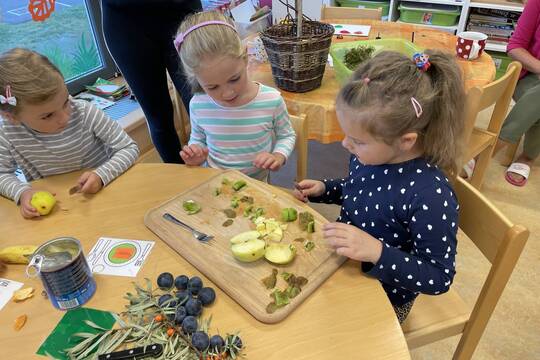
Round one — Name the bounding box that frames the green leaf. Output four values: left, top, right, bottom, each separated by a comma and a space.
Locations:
83, 320, 109, 331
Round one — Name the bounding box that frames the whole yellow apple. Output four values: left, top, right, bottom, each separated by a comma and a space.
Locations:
30, 191, 56, 215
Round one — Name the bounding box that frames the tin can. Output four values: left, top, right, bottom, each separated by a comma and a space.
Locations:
26, 237, 96, 310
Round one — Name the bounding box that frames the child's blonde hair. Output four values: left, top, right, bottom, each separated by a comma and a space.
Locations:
176, 11, 245, 93
338, 50, 465, 175
0, 48, 64, 115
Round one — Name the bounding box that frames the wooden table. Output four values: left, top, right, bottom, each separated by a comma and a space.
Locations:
250, 19, 496, 143
0, 164, 410, 359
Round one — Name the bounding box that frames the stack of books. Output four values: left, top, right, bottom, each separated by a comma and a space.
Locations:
85, 78, 130, 101
467, 9, 520, 46
467, 8, 520, 45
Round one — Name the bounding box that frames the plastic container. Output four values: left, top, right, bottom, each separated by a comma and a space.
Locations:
398, 1, 460, 26
330, 38, 422, 85
335, 0, 391, 19
487, 50, 512, 79
235, 12, 272, 39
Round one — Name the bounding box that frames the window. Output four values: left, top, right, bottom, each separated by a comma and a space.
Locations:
0, 0, 117, 94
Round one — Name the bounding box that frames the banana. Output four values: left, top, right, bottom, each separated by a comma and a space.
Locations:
0, 245, 38, 264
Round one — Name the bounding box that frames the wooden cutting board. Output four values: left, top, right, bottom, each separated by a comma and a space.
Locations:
144, 170, 345, 323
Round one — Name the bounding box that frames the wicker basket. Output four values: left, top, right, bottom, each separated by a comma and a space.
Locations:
260, 21, 335, 92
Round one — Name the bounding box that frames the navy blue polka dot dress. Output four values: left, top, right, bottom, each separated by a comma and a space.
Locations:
309, 156, 458, 307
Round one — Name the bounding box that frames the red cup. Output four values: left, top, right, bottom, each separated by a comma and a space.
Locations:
456, 32, 488, 60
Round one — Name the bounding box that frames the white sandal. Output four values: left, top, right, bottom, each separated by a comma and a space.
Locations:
505, 162, 530, 187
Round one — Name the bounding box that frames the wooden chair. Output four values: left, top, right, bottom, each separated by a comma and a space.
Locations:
401, 176, 528, 359
320, 4, 382, 21
461, 61, 522, 189
290, 113, 308, 181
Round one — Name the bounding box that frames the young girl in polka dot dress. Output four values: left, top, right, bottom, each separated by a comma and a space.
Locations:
294, 50, 465, 323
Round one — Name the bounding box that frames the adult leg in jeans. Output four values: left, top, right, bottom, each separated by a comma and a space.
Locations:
101, 2, 201, 163
498, 73, 540, 182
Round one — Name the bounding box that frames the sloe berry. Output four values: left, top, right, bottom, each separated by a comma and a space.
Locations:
191, 331, 210, 351
158, 294, 175, 308
174, 306, 187, 325
209, 335, 224, 351
157, 272, 174, 290
175, 289, 192, 305
181, 315, 198, 334
185, 298, 202, 316
174, 275, 189, 290
198, 287, 216, 306
188, 276, 203, 295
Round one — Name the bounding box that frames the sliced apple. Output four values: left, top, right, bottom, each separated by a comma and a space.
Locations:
231, 239, 266, 262
264, 244, 297, 265
267, 227, 283, 242
230, 230, 261, 245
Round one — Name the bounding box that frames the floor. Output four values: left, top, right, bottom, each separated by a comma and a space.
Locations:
140, 130, 539, 359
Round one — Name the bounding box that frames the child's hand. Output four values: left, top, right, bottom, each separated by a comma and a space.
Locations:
19, 188, 44, 219
77, 172, 103, 194
293, 179, 325, 202
253, 152, 285, 171
180, 144, 209, 166
323, 222, 383, 264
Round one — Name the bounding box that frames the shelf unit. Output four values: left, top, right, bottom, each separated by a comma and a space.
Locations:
271, 0, 524, 51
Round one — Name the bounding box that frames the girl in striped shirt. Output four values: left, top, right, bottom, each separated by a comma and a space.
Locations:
175, 11, 296, 180
0, 49, 139, 218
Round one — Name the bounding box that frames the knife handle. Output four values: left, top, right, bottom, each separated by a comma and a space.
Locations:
97, 344, 163, 360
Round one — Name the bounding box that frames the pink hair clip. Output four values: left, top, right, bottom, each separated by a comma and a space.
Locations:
410, 97, 423, 118
0, 85, 16, 106
174, 20, 237, 51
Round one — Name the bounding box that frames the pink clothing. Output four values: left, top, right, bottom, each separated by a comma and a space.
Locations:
507, 0, 540, 77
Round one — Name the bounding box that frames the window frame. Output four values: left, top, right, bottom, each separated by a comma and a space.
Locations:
66, 0, 118, 95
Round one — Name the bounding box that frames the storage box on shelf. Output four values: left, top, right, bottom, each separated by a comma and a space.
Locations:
335, 0, 391, 20
398, 1, 461, 25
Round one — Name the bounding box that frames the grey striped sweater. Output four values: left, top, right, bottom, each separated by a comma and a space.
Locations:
0, 99, 139, 203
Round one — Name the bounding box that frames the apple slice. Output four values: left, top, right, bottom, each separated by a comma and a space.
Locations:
231, 239, 266, 262
264, 244, 297, 265
230, 230, 261, 245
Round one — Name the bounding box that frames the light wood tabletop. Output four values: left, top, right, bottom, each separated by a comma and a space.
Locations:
0, 164, 410, 359
250, 19, 496, 143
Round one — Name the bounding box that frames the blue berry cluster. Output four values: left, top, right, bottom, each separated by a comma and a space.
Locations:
156, 272, 242, 354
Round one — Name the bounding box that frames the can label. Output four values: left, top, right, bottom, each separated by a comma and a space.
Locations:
27, 237, 96, 310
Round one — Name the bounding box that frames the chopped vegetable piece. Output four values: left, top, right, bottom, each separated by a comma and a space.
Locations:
261, 269, 278, 289
232, 180, 247, 191
304, 241, 315, 252
223, 209, 236, 218
280, 208, 298, 222
182, 200, 201, 215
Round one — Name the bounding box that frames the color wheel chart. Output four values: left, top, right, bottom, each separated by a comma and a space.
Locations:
87, 237, 155, 277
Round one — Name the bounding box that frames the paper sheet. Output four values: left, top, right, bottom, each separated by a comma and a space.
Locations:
87, 237, 154, 277
332, 24, 372, 37
0, 278, 24, 310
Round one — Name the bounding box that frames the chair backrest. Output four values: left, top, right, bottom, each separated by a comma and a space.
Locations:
452, 176, 528, 359
463, 61, 522, 142
320, 4, 382, 20
289, 114, 308, 181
